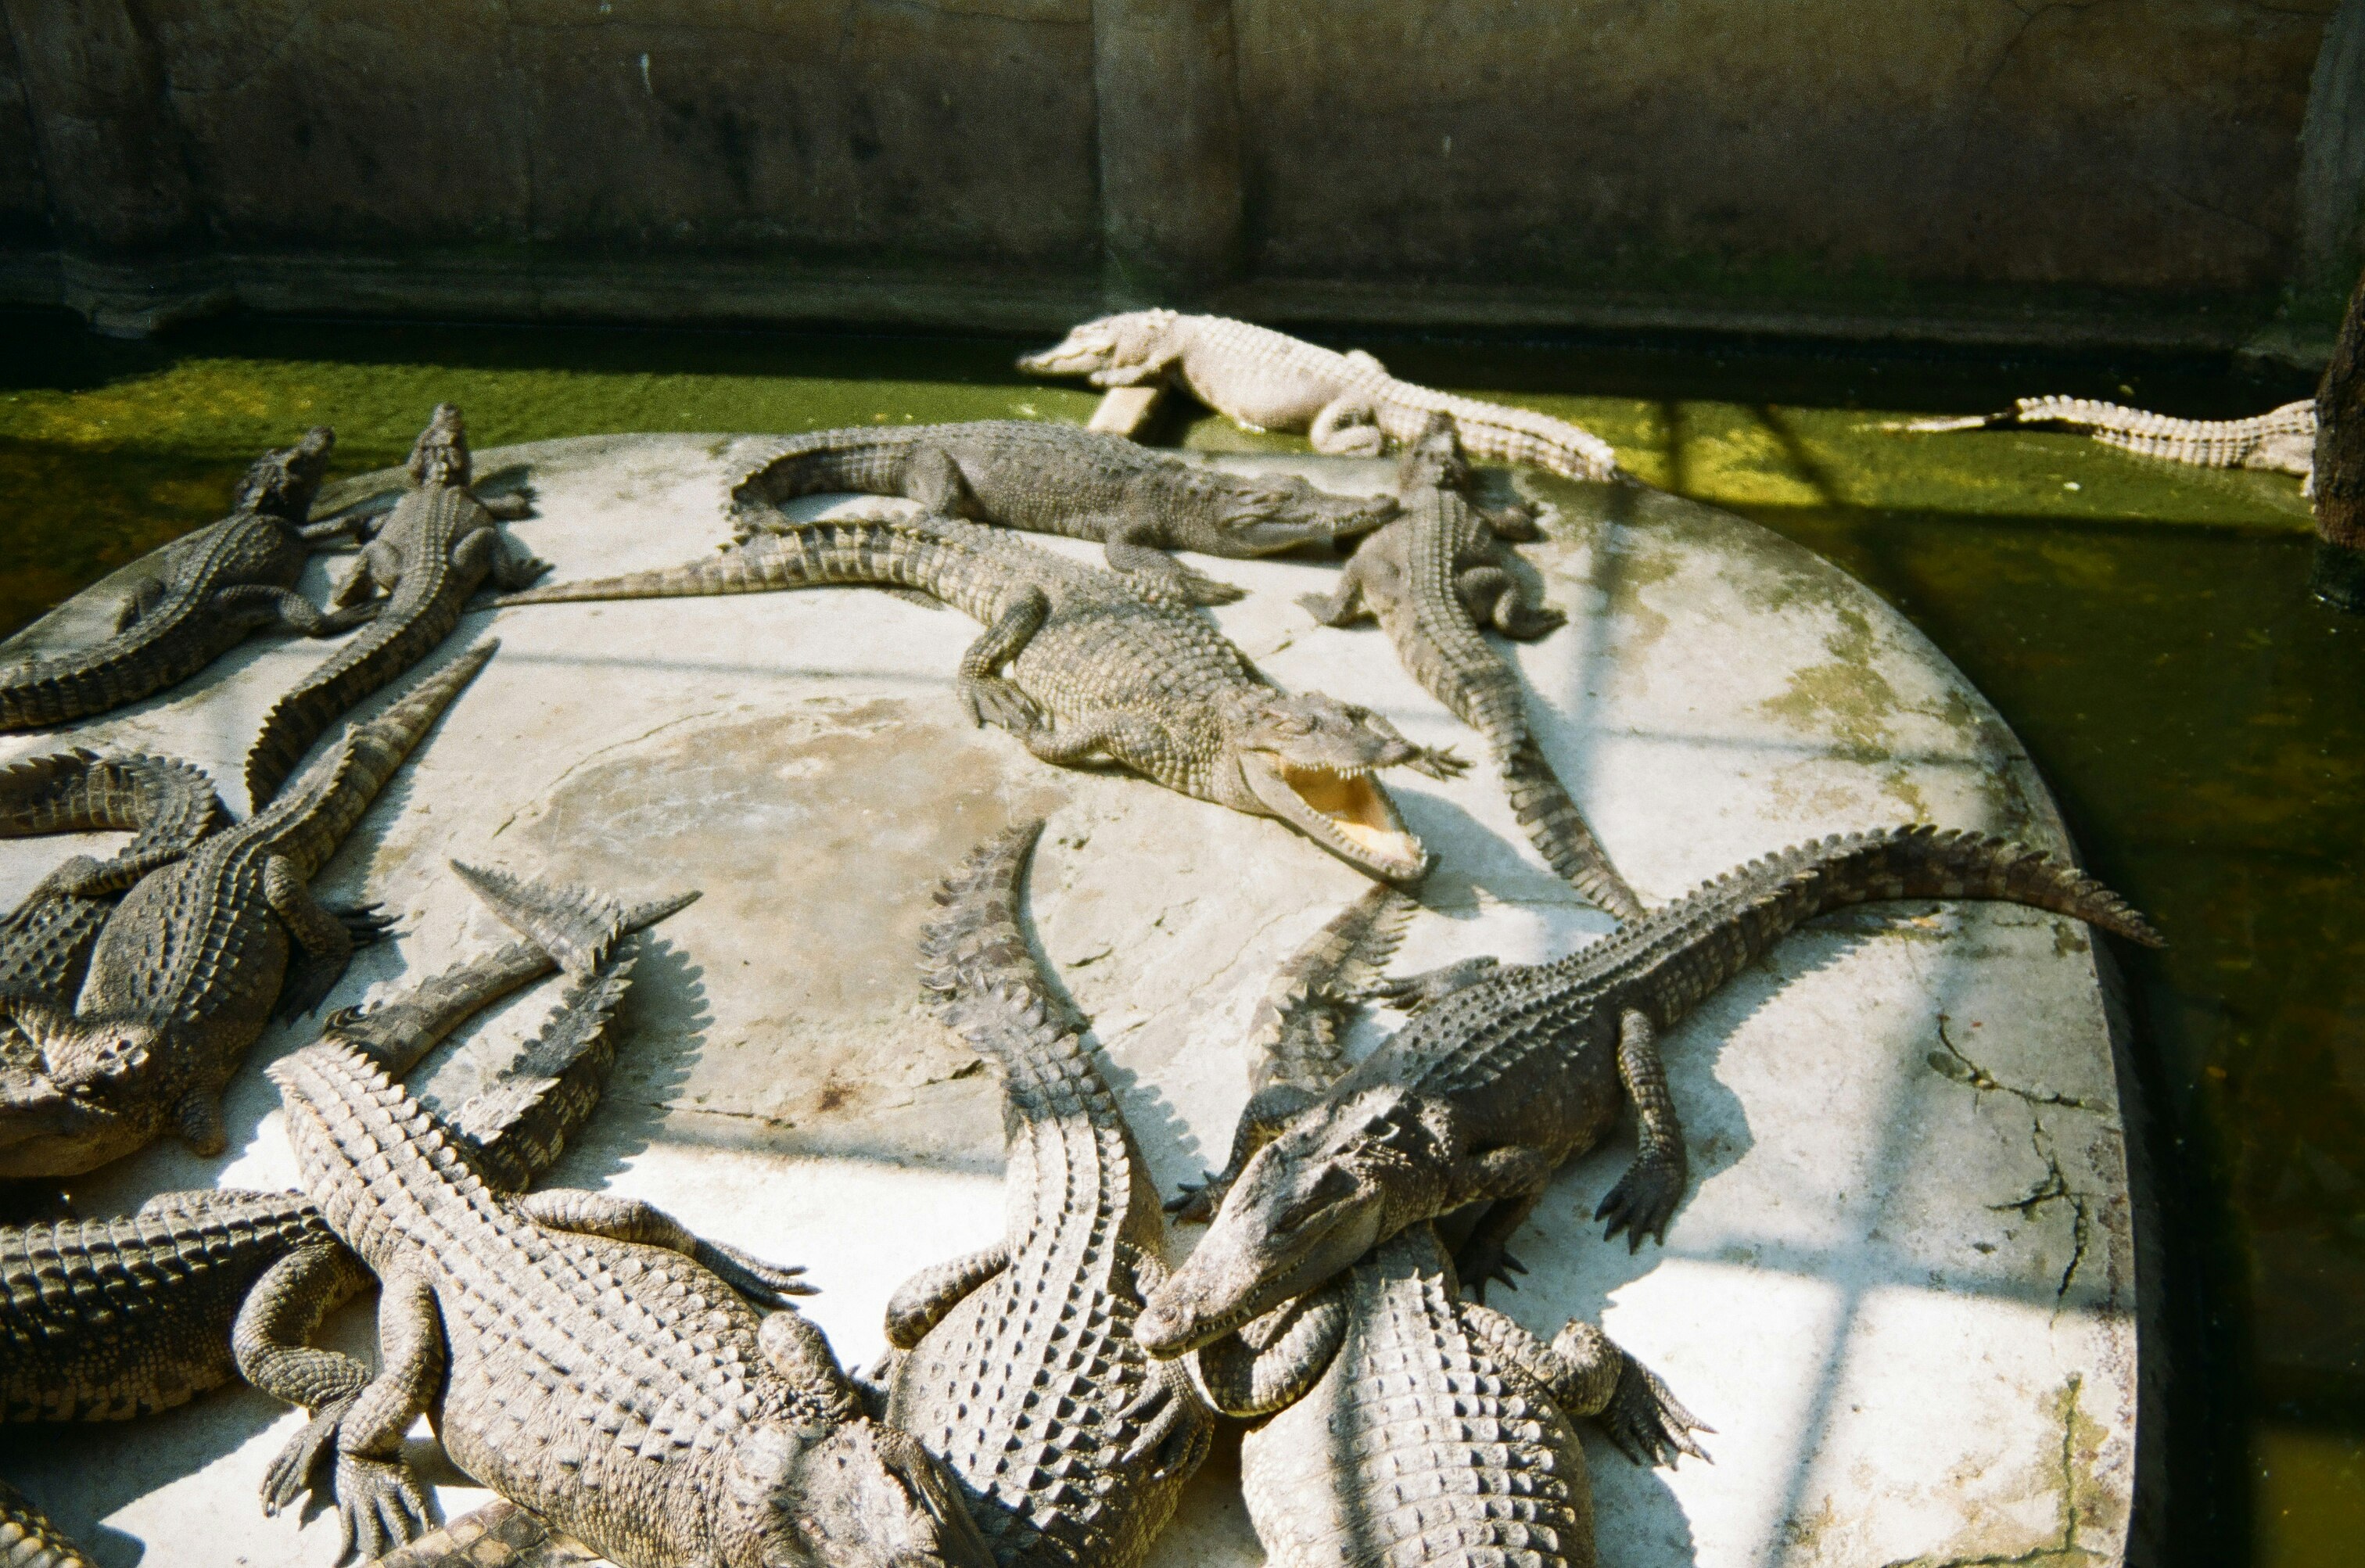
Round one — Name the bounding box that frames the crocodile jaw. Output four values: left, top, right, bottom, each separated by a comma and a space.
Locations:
1240, 755, 1431, 885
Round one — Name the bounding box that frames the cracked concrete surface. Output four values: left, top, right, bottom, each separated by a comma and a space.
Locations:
0, 435, 2141, 1568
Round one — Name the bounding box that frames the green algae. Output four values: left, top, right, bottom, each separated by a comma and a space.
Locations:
0, 308, 2356, 1566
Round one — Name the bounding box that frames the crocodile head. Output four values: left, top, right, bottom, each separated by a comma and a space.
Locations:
231, 425, 337, 521
406, 402, 472, 488
1136, 1085, 1448, 1356
1173, 467, 1399, 554
723, 1418, 995, 1568
0, 1021, 161, 1177
1395, 412, 1471, 493
1016, 310, 1179, 384
1214, 687, 1448, 885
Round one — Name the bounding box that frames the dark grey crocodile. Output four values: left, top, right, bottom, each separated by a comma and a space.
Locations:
0, 748, 228, 1013
251, 971, 992, 1568
0, 428, 369, 732
0, 644, 495, 1179
0, 868, 694, 1568
727, 420, 1397, 605
243, 404, 546, 808
867, 821, 1212, 1568
1135, 827, 2163, 1356
493, 515, 1452, 885
1302, 418, 1642, 919
1179, 883, 1705, 1568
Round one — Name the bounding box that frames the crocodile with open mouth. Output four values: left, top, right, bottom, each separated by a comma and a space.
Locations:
0, 427, 371, 733
726, 419, 1398, 606
492, 515, 1451, 884
0, 644, 494, 1178
1135, 826, 2163, 1358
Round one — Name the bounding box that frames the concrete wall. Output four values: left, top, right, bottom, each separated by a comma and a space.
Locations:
0, 0, 2354, 346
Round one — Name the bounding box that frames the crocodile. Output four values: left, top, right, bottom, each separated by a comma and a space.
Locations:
0, 748, 228, 1012
243, 404, 547, 809
0, 643, 495, 1179
491, 515, 1451, 884
0, 867, 695, 1568
0, 427, 371, 733
727, 420, 1398, 606
865, 820, 1213, 1568
252, 992, 993, 1568
364, 1502, 600, 1568
1019, 312, 1622, 483
1133, 826, 2163, 1356
1178, 886, 1706, 1568
1301, 417, 1641, 919
1895, 396, 2318, 488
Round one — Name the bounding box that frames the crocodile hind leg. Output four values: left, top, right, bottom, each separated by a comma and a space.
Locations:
1115, 1248, 1218, 1481
335, 540, 404, 608
236, 1240, 378, 1519
955, 589, 1048, 732
883, 1243, 1010, 1348
1456, 1302, 1709, 1466
1448, 1190, 1538, 1301
1308, 398, 1387, 457
267, 856, 395, 1020
209, 584, 379, 639
1454, 565, 1564, 640
1102, 522, 1244, 605
1595, 1006, 1686, 1249
450, 522, 550, 593
1183, 1274, 1349, 1419
511, 1189, 813, 1306
325, 1265, 445, 1560
113, 576, 168, 633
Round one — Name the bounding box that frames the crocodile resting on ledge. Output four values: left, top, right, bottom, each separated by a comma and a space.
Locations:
0, 427, 368, 733
1020, 311, 1622, 483
1895, 396, 2317, 488
493, 515, 1452, 884
243, 404, 547, 808
1181, 884, 1706, 1568
0, 644, 494, 1178
727, 419, 1397, 606
1305, 417, 1642, 918
0, 869, 694, 1567
868, 821, 1215, 1568
1135, 826, 2162, 1356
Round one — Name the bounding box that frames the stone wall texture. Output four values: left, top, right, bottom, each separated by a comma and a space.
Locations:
0, 0, 2356, 343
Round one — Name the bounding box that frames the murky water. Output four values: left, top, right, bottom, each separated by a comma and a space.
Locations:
2, 310, 2359, 1566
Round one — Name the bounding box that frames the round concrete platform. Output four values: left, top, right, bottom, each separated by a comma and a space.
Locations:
0, 436, 2147, 1568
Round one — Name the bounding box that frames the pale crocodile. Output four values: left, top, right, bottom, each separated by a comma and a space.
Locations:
1020, 312, 1622, 482
1896, 396, 2318, 487
0, 644, 494, 1178
491, 515, 1451, 884
727, 420, 1397, 605
1136, 827, 2162, 1355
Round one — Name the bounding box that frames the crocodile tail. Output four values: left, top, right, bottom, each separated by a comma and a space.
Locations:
1498, 737, 1644, 921
918, 820, 1089, 1065
490, 519, 977, 612
449, 859, 634, 979
243, 594, 466, 808
444, 950, 638, 1193
727, 427, 918, 516
1389, 389, 1622, 483
1246, 884, 1416, 1098
0, 1479, 99, 1568
1628, 827, 2161, 992
260, 640, 496, 878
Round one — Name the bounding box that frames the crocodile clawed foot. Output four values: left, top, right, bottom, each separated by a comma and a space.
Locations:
1598, 1358, 1713, 1469
1167, 568, 1246, 606
1409, 745, 1468, 780
1164, 1172, 1225, 1225
1455, 1241, 1525, 1302
1594, 1157, 1683, 1252
259, 1400, 350, 1516
960, 677, 1042, 735
694, 1237, 818, 1307
331, 1454, 436, 1563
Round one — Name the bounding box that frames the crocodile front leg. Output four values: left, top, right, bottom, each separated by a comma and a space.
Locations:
1102, 522, 1244, 606
324, 1265, 445, 1560
1595, 1006, 1686, 1250
1449, 1189, 1537, 1301
1297, 557, 1376, 628
883, 1243, 1009, 1348
1184, 1276, 1349, 1419
1012, 711, 1164, 770
238, 1240, 378, 1520
511, 1189, 813, 1307
1116, 1248, 1218, 1481
1370, 954, 1500, 1011
1168, 1082, 1326, 1225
